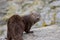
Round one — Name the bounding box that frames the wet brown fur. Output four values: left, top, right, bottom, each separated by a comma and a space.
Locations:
7, 15, 24, 40
7, 13, 40, 40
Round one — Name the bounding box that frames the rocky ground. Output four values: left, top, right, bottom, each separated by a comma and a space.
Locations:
23, 25, 60, 40
0, 25, 60, 40
0, 0, 60, 40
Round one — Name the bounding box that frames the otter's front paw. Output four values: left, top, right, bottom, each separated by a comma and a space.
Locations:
26, 31, 33, 34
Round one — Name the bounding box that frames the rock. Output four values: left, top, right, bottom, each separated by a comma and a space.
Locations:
0, 0, 8, 13
50, 1, 60, 6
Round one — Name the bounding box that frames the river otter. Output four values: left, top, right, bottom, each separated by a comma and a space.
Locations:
7, 13, 40, 40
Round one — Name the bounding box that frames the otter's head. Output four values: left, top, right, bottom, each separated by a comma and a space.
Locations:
30, 12, 40, 23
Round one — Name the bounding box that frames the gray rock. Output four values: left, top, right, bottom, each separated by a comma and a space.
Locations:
0, 0, 8, 13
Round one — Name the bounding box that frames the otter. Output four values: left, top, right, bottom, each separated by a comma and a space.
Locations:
7, 13, 40, 40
